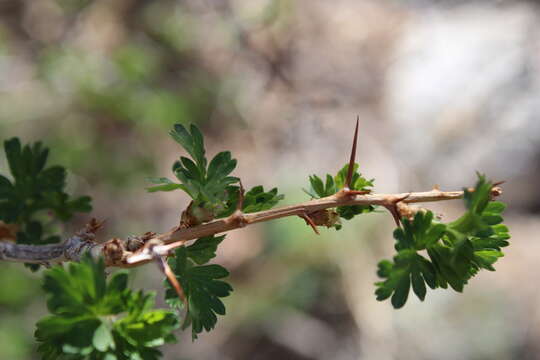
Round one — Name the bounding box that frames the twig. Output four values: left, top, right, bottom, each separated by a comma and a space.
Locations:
0, 188, 472, 267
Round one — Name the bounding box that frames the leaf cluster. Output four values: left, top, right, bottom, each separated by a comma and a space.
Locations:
164, 236, 233, 340
0, 138, 92, 270
36, 254, 178, 360
219, 185, 284, 217
375, 175, 510, 308
305, 163, 374, 229
147, 124, 283, 225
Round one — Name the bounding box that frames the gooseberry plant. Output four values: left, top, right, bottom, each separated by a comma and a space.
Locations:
0, 121, 510, 359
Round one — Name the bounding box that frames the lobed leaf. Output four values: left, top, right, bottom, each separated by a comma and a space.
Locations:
0, 137, 93, 270
36, 253, 178, 360
375, 174, 510, 308
165, 247, 233, 340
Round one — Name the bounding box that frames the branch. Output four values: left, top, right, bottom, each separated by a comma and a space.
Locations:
0, 220, 102, 264
0, 187, 491, 267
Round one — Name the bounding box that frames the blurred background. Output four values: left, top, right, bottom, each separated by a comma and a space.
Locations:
0, 0, 539, 359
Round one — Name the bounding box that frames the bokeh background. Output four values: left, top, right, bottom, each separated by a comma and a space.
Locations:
0, 0, 539, 359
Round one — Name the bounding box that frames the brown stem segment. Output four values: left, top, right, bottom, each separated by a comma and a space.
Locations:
0, 188, 470, 267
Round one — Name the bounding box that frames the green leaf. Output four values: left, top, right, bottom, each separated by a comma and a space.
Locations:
207, 151, 237, 182
4, 137, 22, 179
147, 183, 184, 193
170, 123, 207, 173
145, 177, 184, 193
181, 156, 203, 182
242, 186, 284, 213
0, 137, 92, 271
0, 174, 12, 198
186, 235, 225, 265
165, 247, 233, 340
334, 163, 374, 191
93, 322, 114, 351
218, 185, 284, 218
36, 253, 178, 359
376, 249, 429, 307
391, 271, 410, 309
150, 124, 246, 224
305, 163, 374, 226
411, 270, 426, 301
308, 175, 325, 198
375, 174, 510, 308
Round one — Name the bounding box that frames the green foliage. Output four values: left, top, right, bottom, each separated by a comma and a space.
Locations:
304, 163, 374, 229
0, 138, 92, 224
218, 185, 285, 217
185, 235, 225, 265
0, 124, 513, 358
165, 245, 233, 340
36, 253, 178, 360
375, 175, 510, 308
0, 138, 92, 270
147, 124, 283, 225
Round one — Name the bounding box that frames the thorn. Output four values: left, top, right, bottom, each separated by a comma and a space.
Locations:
299, 212, 320, 235
492, 180, 506, 187
155, 255, 189, 315
345, 116, 360, 190
237, 179, 245, 211
382, 193, 411, 227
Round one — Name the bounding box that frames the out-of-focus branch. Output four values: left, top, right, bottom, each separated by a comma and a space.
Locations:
0, 220, 102, 264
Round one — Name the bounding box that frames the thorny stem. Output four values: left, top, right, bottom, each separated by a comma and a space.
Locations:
0, 187, 486, 267
0, 119, 504, 269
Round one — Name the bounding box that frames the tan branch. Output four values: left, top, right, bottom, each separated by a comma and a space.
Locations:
0, 187, 475, 267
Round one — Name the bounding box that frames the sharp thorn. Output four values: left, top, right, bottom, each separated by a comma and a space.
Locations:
300, 213, 320, 235
155, 255, 189, 314
345, 116, 360, 190
384, 204, 402, 227
383, 194, 411, 227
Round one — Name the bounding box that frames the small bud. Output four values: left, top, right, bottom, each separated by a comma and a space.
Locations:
397, 202, 428, 221
308, 209, 341, 228
180, 201, 214, 228
103, 238, 125, 265
490, 186, 503, 198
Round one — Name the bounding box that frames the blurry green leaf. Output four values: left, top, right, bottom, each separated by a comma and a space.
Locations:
0, 137, 92, 269
93, 323, 114, 352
